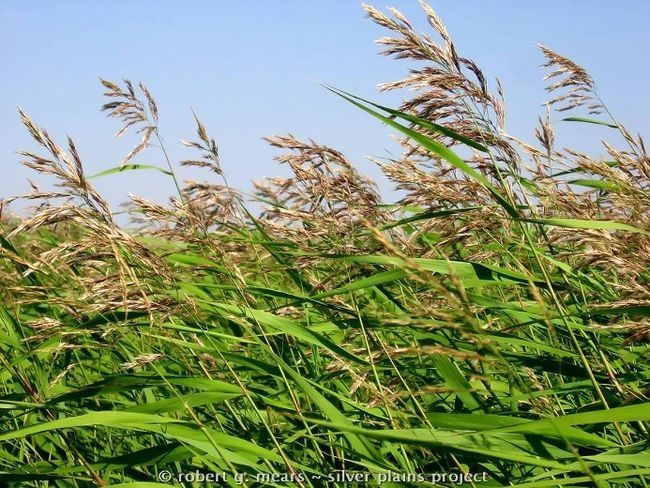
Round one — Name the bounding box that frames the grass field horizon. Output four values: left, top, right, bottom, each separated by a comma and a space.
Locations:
1, 2, 649, 487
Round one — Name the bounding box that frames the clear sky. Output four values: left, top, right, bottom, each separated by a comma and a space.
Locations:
2, 1, 649, 212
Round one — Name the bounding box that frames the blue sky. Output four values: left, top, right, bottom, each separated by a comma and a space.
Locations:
2, 1, 649, 211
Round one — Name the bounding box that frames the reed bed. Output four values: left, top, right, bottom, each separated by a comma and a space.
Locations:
0, 2, 648, 487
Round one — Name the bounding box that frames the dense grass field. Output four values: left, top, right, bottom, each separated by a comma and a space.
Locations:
1, 3, 649, 487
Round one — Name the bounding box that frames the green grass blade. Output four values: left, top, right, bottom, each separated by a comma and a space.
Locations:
88, 164, 173, 178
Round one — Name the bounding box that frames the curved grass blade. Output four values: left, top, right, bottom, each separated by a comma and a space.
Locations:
493, 402, 650, 434
326, 86, 489, 152
327, 254, 550, 286
568, 179, 620, 192
212, 303, 368, 366
562, 116, 618, 129
89, 164, 173, 179
379, 206, 481, 230
326, 86, 520, 218
519, 218, 649, 235
0, 411, 285, 467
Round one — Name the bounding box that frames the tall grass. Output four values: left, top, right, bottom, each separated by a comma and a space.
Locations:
1, 2, 649, 487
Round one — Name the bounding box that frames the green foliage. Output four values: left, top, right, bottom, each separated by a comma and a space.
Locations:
1, 3, 649, 487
